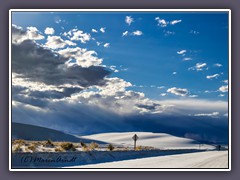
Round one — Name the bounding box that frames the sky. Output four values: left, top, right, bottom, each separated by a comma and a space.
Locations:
11, 11, 229, 143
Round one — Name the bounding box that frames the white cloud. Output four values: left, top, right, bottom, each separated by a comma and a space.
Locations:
158, 99, 228, 116
189, 95, 198, 98
45, 36, 76, 49
160, 93, 167, 96
70, 30, 91, 43
100, 27, 106, 33
44, 27, 55, 35
170, 20, 182, 25
194, 112, 219, 117
12, 25, 45, 44
155, 18, 182, 27
172, 72, 177, 75
164, 30, 175, 36
132, 30, 143, 36
177, 50, 186, 55
183, 57, 192, 61
92, 29, 98, 33
223, 80, 228, 84
188, 63, 207, 71
97, 42, 102, 46
167, 87, 189, 97
103, 43, 110, 48
190, 30, 199, 34
157, 86, 165, 89
125, 16, 134, 25
206, 74, 220, 79
219, 85, 228, 92
219, 94, 225, 97
58, 47, 103, 67
122, 30, 143, 37
214, 63, 223, 67
155, 17, 168, 27
55, 18, 61, 24
122, 31, 129, 37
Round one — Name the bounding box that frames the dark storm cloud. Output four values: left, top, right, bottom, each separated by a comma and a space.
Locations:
136, 103, 159, 111
12, 40, 110, 87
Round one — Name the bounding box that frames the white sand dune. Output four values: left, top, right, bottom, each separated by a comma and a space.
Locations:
82, 132, 215, 150
70, 150, 228, 169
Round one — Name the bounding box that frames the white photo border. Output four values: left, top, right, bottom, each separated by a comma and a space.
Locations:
9, 9, 231, 172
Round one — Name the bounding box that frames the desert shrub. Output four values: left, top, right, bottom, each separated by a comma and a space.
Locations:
89, 142, 99, 150
55, 147, 64, 152
135, 146, 143, 151
80, 142, 89, 151
28, 144, 36, 152
45, 139, 54, 148
107, 144, 114, 151
80, 142, 87, 148
12, 139, 25, 145
60, 142, 76, 151
13, 145, 23, 152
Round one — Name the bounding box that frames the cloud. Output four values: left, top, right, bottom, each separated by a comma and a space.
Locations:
155, 17, 168, 27
190, 30, 199, 34
159, 99, 227, 115
44, 27, 55, 35
188, 63, 207, 71
155, 17, 182, 27
219, 85, 228, 92
132, 30, 143, 36
160, 93, 167, 96
167, 87, 189, 96
103, 43, 110, 48
183, 57, 192, 61
125, 16, 134, 25
223, 80, 228, 84
122, 31, 129, 37
100, 27, 106, 33
70, 29, 91, 43
92, 29, 98, 33
12, 36, 110, 90
164, 30, 175, 36
12, 24, 45, 44
206, 74, 220, 79
214, 63, 223, 67
96, 41, 102, 46
172, 72, 177, 75
177, 50, 186, 55
122, 30, 143, 37
45, 36, 76, 49
194, 112, 219, 117
170, 20, 182, 25
58, 47, 103, 67
54, 17, 61, 24
189, 95, 198, 98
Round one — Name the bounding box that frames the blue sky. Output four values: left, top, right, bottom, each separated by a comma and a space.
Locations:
12, 11, 229, 100
11, 11, 229, 140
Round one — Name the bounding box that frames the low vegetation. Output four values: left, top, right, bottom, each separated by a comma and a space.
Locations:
12, 139, 155, 153
107, 144, 114, 151
45, 139, 54, 148
89, 142, 99, 150
60, 142, 76, 151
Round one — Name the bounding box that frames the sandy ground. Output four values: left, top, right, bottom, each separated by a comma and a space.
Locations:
69, 150, 228, 168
